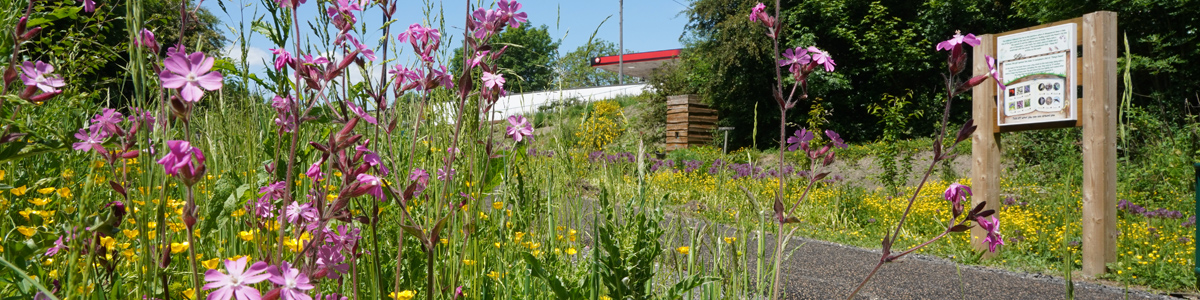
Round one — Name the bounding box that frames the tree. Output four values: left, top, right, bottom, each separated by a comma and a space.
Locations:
452, 22, 559, 93
554, 39, 623, 89
5, 0, 227, 107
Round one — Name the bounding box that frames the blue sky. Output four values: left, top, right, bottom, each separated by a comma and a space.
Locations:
201, 0, 690, 87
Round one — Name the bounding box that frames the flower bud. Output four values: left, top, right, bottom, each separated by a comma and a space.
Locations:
121, 149, 140, 159
3, 67, 17, 86
20, 27, 41, 41
15, 17, 27, 36
28, 89, 61, 103
182, 201, 197, 230
19, 85, 37, 100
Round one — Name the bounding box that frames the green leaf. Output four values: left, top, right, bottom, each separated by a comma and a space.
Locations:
521, 252, 575, 299
653, 275, 717, 300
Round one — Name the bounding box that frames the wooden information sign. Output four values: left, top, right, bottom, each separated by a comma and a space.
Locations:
971, 11, 1117, 277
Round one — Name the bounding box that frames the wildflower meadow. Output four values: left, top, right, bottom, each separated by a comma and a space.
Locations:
0, 0, 1197, 299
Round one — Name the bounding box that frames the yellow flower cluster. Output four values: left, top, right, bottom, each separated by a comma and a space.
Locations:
577, 100, 626, 149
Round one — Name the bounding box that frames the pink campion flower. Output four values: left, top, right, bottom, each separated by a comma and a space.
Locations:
432, 65, 455, 90
159, 51, 223, 103
944, 182, 971, 215
305, 159, 325, 182
325, 0, 361, 29
505, 115, 534, 142
73, 128, 107, 153
45, 236, 68, 257
786, 129, 814, 152
806, 46, 836, 72
300, 54, 329, 66
137, 29, 160, 54
498, 0, 527, 28
268, 262, 314, 300
202, 256, 271, 300
81, 0, 95, 12
355, 142, 388, 175
481, 72, 505, 90
436, 167, 455, 181
157, 140, 205, 178
20, 61, 66, 93
272, 95, 297, 132
346, 101, 377, 125
346, 35, 375, 61
976, 215, 1004, 252
129, 107, 156, 132
778, 47, 810, 74
408, 168, 430, 197
323, 225, 361, 250
273, 0, 305, 9
825, 130, 847, 149
259, 181, 287, 203
985, 55, 1006, 90
351, 173, 383, 199
389, 65, 421, 91
936, 32, 980, 52
270, 48, 294, 71
90, 108, 125, 136
252, 197, 276, 219
468, 51, 490, 69
315, 245, 349, 279
471, 8, 500, 39
398, 23, 441, 62
749, 3, 766, 22
285, 201, 318, 226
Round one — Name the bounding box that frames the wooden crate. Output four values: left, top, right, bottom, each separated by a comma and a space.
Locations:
664, 94, 717, 151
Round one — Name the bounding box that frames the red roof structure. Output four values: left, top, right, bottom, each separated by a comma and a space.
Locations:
590, 49, 681, 78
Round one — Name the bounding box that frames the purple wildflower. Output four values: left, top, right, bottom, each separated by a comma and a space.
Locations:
976, 215, 1004, 252
806, 46, 835, 72
825, 130, 847, 149
159, 51, 223, 103
20, 61, 66, 93
505, 115, 534, 142
202, 256, 270, 300
268, 262, 314, 300
936, 32, 981, 52
778, 47, 810, 74
786, 129, 814, 152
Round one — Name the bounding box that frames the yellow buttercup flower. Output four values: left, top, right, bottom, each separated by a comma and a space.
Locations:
390, 290, 415, 300
676, 246, 689, 255
56, 187, 72, 199
12, 185, 27, 196
462, 259, 476, 266
724, 237, 737, 244
19, 208, 35, 220
123, 229, 139, 239
170, 242, 189, 254
0, 170, 5, 180
17, 226, 36, 237
202, 258, 221, 270
182, 288, 195, 300
238, 231, 255, 241
28, 198, 51, 206
487, 271, 501, 280
37, 187, 55, 195
566, 247, 577, 255
492, 201, 503, 210
99, 236, 116, 249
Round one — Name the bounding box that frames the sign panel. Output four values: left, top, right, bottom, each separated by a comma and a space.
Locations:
996, 23, 1077, 126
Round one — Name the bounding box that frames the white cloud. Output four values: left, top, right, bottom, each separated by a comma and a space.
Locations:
221, 44, 270, 68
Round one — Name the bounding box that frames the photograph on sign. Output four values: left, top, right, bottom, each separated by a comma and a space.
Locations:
995, 23, 1077, 126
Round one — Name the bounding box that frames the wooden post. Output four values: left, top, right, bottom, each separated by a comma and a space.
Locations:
1081, 11, 1118, 277
970, 34, 1002, 255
